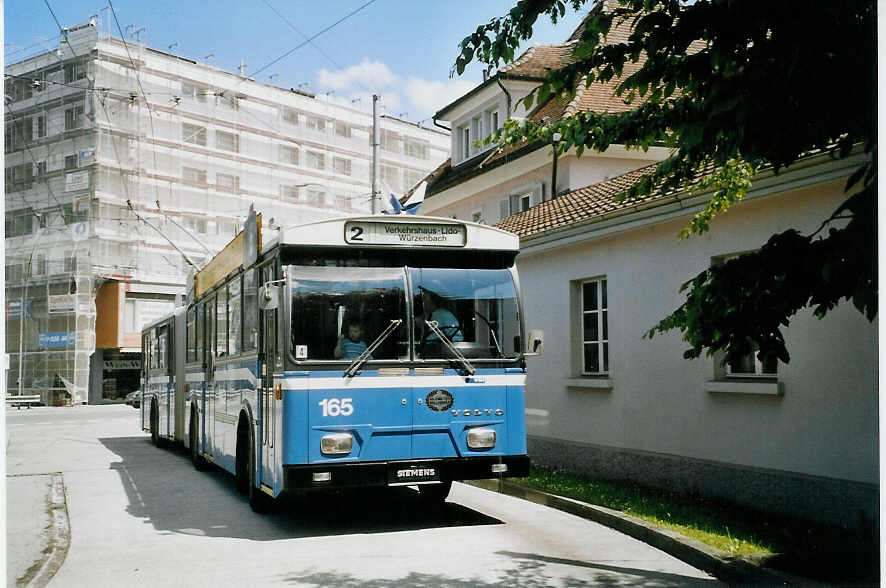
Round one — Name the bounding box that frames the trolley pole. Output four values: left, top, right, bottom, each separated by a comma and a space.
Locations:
371, 94, 380, 214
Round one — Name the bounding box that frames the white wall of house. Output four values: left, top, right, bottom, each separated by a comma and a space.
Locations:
517, 177, 877, 487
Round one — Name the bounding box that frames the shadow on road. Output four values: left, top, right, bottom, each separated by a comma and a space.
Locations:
99, 436, 502, 541
281, 551, 720, 586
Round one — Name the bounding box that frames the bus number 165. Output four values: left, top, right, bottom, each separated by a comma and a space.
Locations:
319, 398, 354, 417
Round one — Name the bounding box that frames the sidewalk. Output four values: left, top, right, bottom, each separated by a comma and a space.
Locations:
468, 479, 834, 587
6, 473, 70, 587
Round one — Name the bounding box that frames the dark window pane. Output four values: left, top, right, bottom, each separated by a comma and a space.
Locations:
603, 342, 609, 372
602, 310, 608, 340
583, 282, 597, 311
583, 312, 598, 342
584, 343, 599, 373
761, 356, 778, 374
602, 280, 607, 309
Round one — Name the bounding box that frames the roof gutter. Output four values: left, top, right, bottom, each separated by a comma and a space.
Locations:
496, 76, 512, 119
432, 116, 450, 132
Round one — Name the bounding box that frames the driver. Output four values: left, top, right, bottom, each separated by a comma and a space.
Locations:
421, 289, 463, 342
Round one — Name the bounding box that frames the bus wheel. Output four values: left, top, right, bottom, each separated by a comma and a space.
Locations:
247, 423, 271, 513
235, 420, 248, 495
150, 401, 161, 448
419, 480, 452, 506
190, 410, 206, 470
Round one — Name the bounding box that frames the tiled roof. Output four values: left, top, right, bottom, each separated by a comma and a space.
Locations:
499, 43, 580, 79
493, 163, 662, 238
424, 11, 642, 198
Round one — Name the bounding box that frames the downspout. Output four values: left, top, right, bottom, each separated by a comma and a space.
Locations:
496, 76, 512, 119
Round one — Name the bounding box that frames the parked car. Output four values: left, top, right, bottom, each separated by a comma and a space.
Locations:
124, 390, 141, 408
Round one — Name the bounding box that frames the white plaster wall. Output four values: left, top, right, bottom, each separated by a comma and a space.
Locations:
518, 179, 877, 484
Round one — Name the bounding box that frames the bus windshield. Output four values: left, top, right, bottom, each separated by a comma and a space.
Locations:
290, 267, 409, 361
289, 265, 522, 363
411, 268, 521, 360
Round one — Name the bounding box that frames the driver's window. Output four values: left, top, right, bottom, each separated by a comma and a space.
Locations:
290, 266, 408, 361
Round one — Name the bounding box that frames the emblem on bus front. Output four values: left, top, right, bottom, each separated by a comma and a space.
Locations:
426, 389, 453, 412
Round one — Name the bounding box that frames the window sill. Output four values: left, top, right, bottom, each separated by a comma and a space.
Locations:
565, 377, 613, 391
704, 379, 782, 396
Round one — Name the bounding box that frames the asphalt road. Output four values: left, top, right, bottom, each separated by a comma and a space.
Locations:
6, 405, 722, 586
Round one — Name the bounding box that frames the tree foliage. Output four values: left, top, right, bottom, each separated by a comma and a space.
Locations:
454, 0, 876, 367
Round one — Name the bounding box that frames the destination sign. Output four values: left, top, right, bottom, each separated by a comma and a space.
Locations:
344, 222, 466, 247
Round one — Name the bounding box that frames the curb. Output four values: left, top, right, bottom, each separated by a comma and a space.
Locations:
22, 473, 71, 587
466, 479, 812, 587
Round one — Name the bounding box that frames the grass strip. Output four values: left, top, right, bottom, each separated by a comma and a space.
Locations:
518, 467, 774, 556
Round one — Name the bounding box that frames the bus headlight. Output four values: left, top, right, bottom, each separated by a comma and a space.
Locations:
467, 428, 496, 449
320, 433, 353, 455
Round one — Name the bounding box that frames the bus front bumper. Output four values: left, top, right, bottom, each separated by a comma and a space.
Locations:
283, 455, 530, 490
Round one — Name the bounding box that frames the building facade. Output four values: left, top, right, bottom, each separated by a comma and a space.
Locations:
419, 14, 876, 529
5, 20, 448, 404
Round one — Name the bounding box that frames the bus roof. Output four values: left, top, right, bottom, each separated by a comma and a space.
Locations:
264, 215, 519, 253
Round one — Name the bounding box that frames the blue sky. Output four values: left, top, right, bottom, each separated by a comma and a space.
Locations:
5, 1, 588, 123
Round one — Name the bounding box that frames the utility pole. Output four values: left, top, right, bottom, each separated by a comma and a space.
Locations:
371, 94, 380, 214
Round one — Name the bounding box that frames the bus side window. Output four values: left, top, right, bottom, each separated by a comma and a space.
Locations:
243, 269, 257, 352
196, 303, 204, 366
186, 307, 196, 363
216, 287, 227, 357
228, 276, 242, 355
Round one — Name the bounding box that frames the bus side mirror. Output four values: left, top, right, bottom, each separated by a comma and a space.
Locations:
259, 284, 280, 310
525, 329, 544, 357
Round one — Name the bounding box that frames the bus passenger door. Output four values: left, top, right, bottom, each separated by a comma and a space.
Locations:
259, 267, 277, 489
206, 295, 217, 459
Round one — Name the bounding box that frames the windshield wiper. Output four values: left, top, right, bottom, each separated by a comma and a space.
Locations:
472, 310, 502, 357
345, 319, 402, 377
425, 320, 475, 376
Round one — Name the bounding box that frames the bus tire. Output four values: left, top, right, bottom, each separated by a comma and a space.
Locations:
150, 401, 161, 448
190, 409, 206, 470
235, 418, 249, 495
419, 480, 452, 505
247, 423, 271, 513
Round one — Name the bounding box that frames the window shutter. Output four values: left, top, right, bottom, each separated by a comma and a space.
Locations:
499, 198, 510, 221
530, 186, 541, 208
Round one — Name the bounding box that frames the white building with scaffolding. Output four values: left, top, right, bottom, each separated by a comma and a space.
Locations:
5, 20, 449, 404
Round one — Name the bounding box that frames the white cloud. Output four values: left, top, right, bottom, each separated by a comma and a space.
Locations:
314, 59, 478, 122
317, 58, 396, 91
404, 78, 477, 118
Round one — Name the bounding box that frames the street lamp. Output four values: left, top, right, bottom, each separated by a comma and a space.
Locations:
551, 131, 562, 200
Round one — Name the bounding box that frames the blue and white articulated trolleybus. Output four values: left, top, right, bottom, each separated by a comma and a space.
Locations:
140, 213, 541, 511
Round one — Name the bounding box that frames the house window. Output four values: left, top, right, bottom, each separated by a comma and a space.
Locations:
499, 186, 540, 220
36, 116, 46, 138
490, 109, 499, 131
217, 93, 238, 110
404, 137, 429, 160
306, 188, 327, 205
35, 161, 46, 179
460, 126, 470, 160
282, 108, 299, 125
182, 82, 207, 102
64, 251, 76, 272
404, 168, 424, 190
280, 145, 299, 166
182, 122, 207, 146
381, 164, 400, 191
217, 173, 239, 190
64, 62, 87, 84
182, 167, 207, 184
64, 155, 79, 170
216, 130, 239, 152
581, 278, 608, 374
333, 157, 352, 176
64, 106, 84, 131
306, 150, 325, 170
381, 129, 402, 153
716, 254, 778, 378
471, 209, 485, 224
334, 122, 351, 138
281, 185, 301, 202
34, 253, 46, 276
472, 116, 484, 144
305, 116, 326, 132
